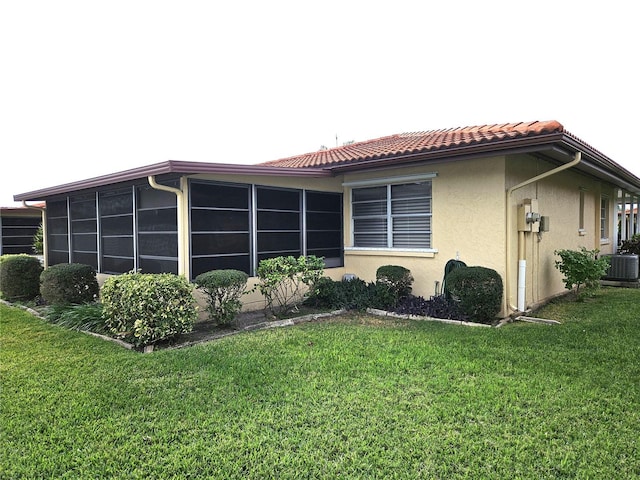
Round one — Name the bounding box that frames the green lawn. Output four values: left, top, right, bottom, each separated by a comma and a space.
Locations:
2, 288, 639, 479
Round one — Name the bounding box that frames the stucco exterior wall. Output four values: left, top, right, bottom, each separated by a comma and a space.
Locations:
505, 155, 616, 309
342, 156, 507, 302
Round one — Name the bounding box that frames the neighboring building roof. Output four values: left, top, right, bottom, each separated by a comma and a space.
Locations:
0, 203, 45, 213
13, 120, 640, 201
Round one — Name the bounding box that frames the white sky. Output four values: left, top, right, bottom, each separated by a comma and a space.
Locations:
1, 0, 639, 207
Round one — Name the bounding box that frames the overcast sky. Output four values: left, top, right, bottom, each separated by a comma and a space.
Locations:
1, 1, 638, 207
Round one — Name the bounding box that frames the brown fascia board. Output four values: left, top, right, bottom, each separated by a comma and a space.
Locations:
13, 160, 331, 202
560, 136, 640, 194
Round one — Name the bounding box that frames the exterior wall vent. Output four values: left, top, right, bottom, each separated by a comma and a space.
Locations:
603, 254, 639, 281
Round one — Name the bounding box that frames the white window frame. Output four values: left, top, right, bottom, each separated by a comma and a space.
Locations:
600, 195, 610, 244
344, 173, 437, 253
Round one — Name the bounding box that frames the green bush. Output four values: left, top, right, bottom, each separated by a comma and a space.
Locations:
40, 263, 99, 305
101, 272, 196, 347
376, 265, 413, 305
254, 255, 324, 316
445, 266, 503, 323
0, 254, 43, 301
619, 234, 640, 255
305, 277, 395, 311
554, 247, 610, 298
32, 224, 43, 255
195, 269, 248, 325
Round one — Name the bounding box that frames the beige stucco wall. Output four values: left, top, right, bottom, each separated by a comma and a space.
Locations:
505, 155, 616, 310
342, 156, 508, 302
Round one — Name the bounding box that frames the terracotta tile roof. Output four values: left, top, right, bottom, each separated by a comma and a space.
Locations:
259, 120, 565, 169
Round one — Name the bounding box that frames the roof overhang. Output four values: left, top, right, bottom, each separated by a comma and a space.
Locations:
13, 160, 332, 202
325, 132, 640, 195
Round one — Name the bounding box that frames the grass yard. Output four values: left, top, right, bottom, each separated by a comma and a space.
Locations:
1, 287, 639, 478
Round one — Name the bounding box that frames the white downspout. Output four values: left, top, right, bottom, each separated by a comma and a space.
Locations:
21, 201, 47, 267
147, 176, 186, 277
505, 151, 582, 314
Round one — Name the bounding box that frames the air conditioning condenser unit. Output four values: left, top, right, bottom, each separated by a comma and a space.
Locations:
603, 254, 639, 281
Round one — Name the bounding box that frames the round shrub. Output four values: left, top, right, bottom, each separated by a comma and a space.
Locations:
101, 272, 196, 347
376, 265, 413, 302
40, 263, 99, 305
0, 254, 43, 301
445, 266, 503, 323
195, 269, 248, 325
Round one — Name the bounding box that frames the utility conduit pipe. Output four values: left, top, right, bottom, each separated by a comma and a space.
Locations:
147, 176, 186, 277
505, 151, 582, 313
21, 201, 47, 267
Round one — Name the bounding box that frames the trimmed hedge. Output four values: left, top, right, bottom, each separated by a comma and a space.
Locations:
101, 272, 196, 347
40, 263, 99, 305
0, 254, 43, 301
445, 266, 503, 323
305, 277, 395, 311
195, 269, 248, 325
376, 265, 413, 305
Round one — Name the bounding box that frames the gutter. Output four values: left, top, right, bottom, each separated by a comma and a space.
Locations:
505, 151, 582, 313
147, 175, 187, 277
21, 201, 47, 267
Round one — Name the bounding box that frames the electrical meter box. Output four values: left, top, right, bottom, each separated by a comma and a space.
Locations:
517, 198, 540, 232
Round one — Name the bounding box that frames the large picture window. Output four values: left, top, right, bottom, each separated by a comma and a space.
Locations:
306, 191, 342, 267
137, 185, 178, 274
190, 182, 251, 277
256, 187, 301, 263
99, 188, 134, 274
189, 181, 343, 279
352, 181, 432, 249
0, 215, 41, 255
46, 199, 70, 265
69, 194, 98, 269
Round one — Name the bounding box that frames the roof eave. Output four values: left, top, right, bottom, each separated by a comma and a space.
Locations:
323, 132, 567, 173
322, 133, 640, 194
13, 160, 331, 202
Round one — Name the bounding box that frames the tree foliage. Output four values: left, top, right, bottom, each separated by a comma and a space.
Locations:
195, 269, 248, 325
254, 255, 324, 316
554, 247, 610, 298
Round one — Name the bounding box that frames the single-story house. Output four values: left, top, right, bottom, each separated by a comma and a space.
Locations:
13, 120, 640, 314
0, 205, 43, 256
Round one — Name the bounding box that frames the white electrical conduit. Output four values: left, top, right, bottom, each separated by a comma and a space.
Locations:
505, 151, 582, 313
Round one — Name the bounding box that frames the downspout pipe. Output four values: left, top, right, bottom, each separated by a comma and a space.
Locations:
21, 201, 47, 267
505, 151, 582, 313
147, 176, 186, 277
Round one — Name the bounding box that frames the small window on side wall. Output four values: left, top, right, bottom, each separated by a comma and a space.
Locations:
600, 196, 610, 243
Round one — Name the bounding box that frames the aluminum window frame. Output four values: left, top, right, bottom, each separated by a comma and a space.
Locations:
349, 176, 435, 251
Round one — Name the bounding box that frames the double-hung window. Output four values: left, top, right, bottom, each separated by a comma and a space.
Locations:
352, 180, 432, 249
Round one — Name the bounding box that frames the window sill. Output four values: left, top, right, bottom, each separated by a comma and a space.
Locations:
600, 238, 610, 245
344, 247, 437, 258
578, 229, 587, 236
